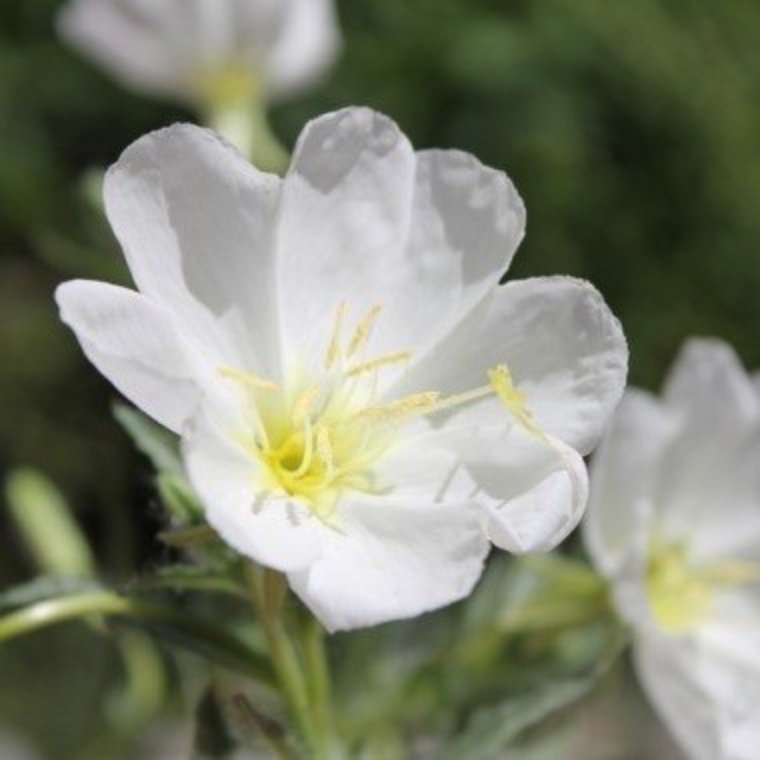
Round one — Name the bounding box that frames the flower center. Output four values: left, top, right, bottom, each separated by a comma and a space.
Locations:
219, 302, 544, 519
646, 540, 760, 632
195, 62, 262, 110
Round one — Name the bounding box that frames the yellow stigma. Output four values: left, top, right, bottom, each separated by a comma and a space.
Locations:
646, 540, 760, 632
220, 302, 547, 518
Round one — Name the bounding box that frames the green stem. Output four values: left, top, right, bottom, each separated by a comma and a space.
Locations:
301, 615, 338, 758
205, 101, 289, 175
244, 563, 316, 752
0, 590, 273, 683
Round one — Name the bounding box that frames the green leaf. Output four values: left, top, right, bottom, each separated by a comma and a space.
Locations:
0, 575, 102, 613
131, 564, 247, 599
4, 468, 96, 577
445, 676, 596, 760
157, 472, 204, 523
0, 589, 274, 685
113, 403, 183, 475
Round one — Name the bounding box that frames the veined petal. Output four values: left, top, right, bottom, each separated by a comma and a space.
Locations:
264, 0, 341, 98
664, 338, 759, 426
437, 422, 589, 553
58, 0, 190, 100
287, 496, 489, 632
655, 426, 760, 562
634, 630, 760, 760
652, 341, 760, 558
56, 279, 198, 432
104, 123, 282, 377
183, 403, 323, 573
275, 109, 524, 376
583, 389, 679, 576
398, 276, 627, 455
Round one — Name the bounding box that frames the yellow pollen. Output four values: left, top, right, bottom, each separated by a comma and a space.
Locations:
324, 301, 347, 370
316, 425, 334, 475
346, 351, 412, 377
354, 391, 442, 421
217, 365, 278, 391
646, 544, 760, 633
220, 303, 548, 519
347, 304, 383, 357
488, 364, 546, 440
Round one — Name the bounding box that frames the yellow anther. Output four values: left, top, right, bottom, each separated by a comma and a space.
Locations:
291, 385, 321, 427
316, 425, 334, 476
324, 301, 347, 370
427, 385, 493, 415
347, 304, 382, 357
346, 351, 412, 378
355, 391, 441, 421
488, 364, 546, 440
217, 365, 278, 391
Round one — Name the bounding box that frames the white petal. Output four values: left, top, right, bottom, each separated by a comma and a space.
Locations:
264, 0, 341, 98
436, 422, 589, 554
664, 337, 759, 426
752, 371, 760, 404
275, 109, 523, 374
56, 279, 198, 432
58, 0, 190, 100
104, 123, 282, 376
583, 389, 679, 575
656, 427, 760, 561
651, 341, 760, 558
634, 629, 760, 760
182, 403, 322, 573
399, 276, 627, 455
288, 496, 489, 632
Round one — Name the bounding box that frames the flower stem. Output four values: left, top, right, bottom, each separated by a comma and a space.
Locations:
206, 101, 289, 175
300, 614, 339, 758
243, 563, 317, 753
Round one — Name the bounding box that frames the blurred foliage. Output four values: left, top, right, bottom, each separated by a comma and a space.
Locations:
1, 0, 759, 756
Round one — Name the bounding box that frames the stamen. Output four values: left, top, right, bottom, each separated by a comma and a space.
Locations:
345, 351, 412, 378
698, 561, 760, 586
488, 364, 546, 440
291, 418, 315, 479
291, 385, 321, 427
354, 391, 441, 421
426, 384, 493, 414
324, 301, 347, 370
217, 365, 278, 391
316, 425, 334, 480
346, 304, 382, 357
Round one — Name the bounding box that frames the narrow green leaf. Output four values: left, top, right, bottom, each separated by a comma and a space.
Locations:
132, 565, 247, 599
445, 677, 595, 760
5, 468, 96, 577
113, 403, 182, 475
0, 590, 274, 685
157, 472, 204, 523
0, 575, 102, 612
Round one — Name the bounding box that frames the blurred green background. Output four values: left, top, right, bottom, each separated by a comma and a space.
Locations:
1, 0, 759, 756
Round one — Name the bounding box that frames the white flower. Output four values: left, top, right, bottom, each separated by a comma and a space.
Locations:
56, 107, 627, 631
584, 338, 760, 760
58, 0, 340, 106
